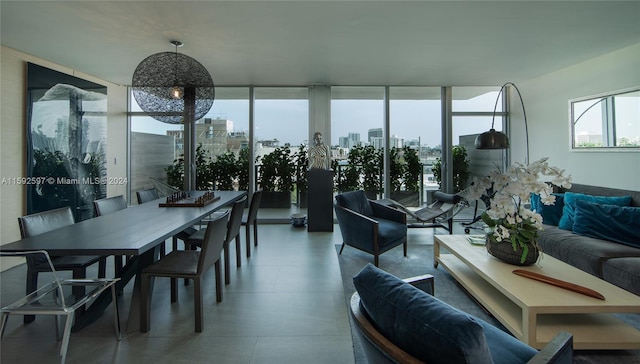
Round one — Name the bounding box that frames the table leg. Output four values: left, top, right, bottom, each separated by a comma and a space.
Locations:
72, 247, 158, 332
434, 239, 440, 268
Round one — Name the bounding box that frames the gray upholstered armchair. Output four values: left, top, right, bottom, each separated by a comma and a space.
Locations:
334, 190, 408, 266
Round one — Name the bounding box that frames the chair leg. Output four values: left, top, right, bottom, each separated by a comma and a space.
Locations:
374, 254, 379, 267
171, 278, 178, 302
253, 223, 258, 247
214, 261, 223, 302
245, 225, 251, 258
110, 284, 121, 341
59, 312, 74, 364
404, 241, 408, 257
0, 313, 9, 338
159, 241, 166, 258
339, 243, 346, 255
224, 243, 231, 285
172, 236, 178, 251
194, 278, 203, 333
235, 236, 241, 268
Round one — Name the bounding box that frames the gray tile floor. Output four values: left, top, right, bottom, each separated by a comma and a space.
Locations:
1, 206, 471, 364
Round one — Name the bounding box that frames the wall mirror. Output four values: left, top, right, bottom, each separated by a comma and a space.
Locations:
570, 87, 640, 149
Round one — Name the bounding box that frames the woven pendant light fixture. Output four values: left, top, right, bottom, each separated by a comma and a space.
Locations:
131, 41, 215, 124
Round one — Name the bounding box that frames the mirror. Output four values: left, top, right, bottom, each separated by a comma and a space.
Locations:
570, 87, 640, 149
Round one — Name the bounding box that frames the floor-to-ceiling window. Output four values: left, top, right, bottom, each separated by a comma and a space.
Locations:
389, 87, 441, 205
254, 87, 309, 209
331, 87, 385, 198
129, 87, 250, 201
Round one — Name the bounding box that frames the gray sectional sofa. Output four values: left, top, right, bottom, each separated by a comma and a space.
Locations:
536, 183, 640, 296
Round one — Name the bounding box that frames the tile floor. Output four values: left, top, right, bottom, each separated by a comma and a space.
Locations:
0, 217, 456, 364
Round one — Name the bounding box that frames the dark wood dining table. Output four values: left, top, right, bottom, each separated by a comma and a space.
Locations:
0, 190, 247, 333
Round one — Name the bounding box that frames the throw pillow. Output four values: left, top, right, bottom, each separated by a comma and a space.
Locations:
353, 264, 494, 364
530, 193, 565, 226
557, 192, 632, 231
573, 200, 640, 248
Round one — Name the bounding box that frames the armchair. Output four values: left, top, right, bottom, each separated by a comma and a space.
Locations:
334, 190, 408, 267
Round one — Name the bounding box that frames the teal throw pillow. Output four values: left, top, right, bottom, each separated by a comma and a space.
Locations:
530, 193, 564, 226
573, 200, 640, 248
353, 264, 494, 364
557, 192, 632, 231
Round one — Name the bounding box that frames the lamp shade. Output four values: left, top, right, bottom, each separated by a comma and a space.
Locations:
132, 51, 214, 124
475, 128, 510, 149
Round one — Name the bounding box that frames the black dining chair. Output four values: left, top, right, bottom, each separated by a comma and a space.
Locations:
241, 190, 263, 257
186, 196, 247, 285
17, 207, 107, 324
140, 211, 229, 333
93, 195, 132, 271
136, 188, 159, 204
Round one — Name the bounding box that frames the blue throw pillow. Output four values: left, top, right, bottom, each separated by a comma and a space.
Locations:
573, 200, 640, 248
530, 193, 564, 226
353, 264, 494, 364
558, 192, 632, 231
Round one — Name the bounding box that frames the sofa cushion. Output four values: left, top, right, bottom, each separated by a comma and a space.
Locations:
353, 264, 538, 364
573, 200, 640, 249
531, 193, 564, 226
538, 226, 640, 277
558, 192, 632, 231
335, 190, 373, 217
601, 257, 640, 296
478, 320, 538, 364
376, 217, 408, 248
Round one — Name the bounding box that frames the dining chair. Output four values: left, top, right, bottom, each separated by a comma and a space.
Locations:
241, 190, 263, 257
17, 207, 107, 324
135, 187, 197, 256
135, 188, 159, 204
93, 195, 134, 270
0, 250, 121, 364
140, 211, 229, 333
186, 196, 247, 285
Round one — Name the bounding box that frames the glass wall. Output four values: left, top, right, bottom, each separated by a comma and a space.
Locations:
389, 87, 441, 205
254, 87, 309, 208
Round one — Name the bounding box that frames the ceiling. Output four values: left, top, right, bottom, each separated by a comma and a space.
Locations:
1, 1, 639, 88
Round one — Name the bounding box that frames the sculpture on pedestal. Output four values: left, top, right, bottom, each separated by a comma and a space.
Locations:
308, 132, 331, 170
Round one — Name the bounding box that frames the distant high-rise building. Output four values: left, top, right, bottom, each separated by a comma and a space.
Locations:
339, 136, 349, 149
347, 132, 360, 148
368, 128, 382, 144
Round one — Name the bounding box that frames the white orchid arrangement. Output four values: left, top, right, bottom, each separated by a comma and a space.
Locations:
467, 158, 572, 262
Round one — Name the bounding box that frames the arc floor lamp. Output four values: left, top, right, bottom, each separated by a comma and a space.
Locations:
475, 82, 530, 164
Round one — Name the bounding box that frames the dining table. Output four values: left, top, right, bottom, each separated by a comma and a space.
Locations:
0, 190, 247, 333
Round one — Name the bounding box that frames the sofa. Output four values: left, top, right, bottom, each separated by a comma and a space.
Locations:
534, 183, 640, 296
352, 264, 573, 364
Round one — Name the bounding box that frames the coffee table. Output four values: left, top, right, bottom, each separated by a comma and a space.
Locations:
434, 234, 640, 350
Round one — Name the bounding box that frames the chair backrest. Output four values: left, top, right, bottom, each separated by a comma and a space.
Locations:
18, 207, 75, 238
94, 195, 127, 216
136, 188, 159, 204
246, 190, 263, 224
226, 197, 247, 243
350, 292, 423, 364
198, 211, 230, 274
335, 190, 373, 217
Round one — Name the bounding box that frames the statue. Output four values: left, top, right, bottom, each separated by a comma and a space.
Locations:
308, 131, 331, 170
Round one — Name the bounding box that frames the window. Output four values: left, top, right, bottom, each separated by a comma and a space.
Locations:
571, 88, 640, 149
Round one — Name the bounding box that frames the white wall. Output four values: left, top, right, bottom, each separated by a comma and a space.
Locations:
510, 43, 640, 191
0, 46, 128, 270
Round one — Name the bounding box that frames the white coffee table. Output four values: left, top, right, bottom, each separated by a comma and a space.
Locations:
434, 234, 640, 350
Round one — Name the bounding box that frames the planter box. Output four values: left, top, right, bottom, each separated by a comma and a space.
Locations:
260, 191, 292, 208
390, 191, 420, 207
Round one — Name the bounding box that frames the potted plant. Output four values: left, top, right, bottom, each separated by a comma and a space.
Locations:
236, 147, 250, 191
390, 146, 422, 206
432, 145, 470, 193
210, 151, 238, 190
467, 158, 572, 265
256, 145, 295, 208
165, 144, 213, 190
